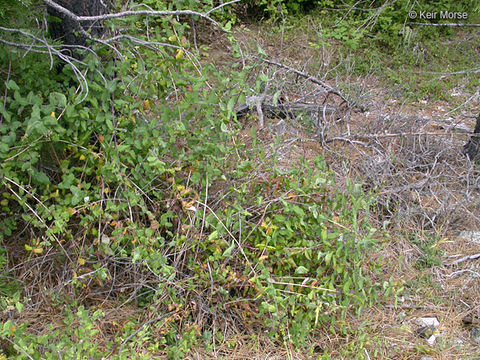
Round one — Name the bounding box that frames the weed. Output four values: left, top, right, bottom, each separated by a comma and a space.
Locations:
410, 234, 443, 270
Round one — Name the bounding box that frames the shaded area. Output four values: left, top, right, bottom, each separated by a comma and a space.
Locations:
463, 114, 480, 162
47, 0, 110, 47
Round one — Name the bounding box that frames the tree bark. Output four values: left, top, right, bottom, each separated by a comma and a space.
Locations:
47, 0, 110, 47
463, 114, 480, 161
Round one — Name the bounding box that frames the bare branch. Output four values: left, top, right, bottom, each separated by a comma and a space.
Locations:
205, 0, 243, 16
413, 68, 480, 76
252, 56, 351, 106
103, 34, 200, 66
446, 253, 480, 266
42, 0, 226, 30
326, 130, 471, 143
0, 38, 90, 101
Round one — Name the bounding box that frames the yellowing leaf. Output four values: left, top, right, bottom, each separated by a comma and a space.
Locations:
175, 49, 184, 60
50, 112, 56, 118
286, 192, 297, 200
103, 187, 110, 194
78, 258, 85, 266
182, 199, 197, 211
143, 99, 151, 110
33, 247, 43, 254
0, 199, 8, 206
168, 35, 176, 42
79, 154, 86, 161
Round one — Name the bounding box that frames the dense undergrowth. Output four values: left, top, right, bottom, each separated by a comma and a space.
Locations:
0, 0, 478, 359
0, 43, 393, 357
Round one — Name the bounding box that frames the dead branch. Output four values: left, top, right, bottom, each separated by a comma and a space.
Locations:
446, 253, 480, 266
205, 0, 243, 16
413, 68, 480, 76
252, 56, 351, 106
0, 37, 91, 101
326, 130, 469, 143
42, 0, 225, 30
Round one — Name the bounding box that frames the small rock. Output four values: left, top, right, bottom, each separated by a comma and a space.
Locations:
462, 309, 480, 326
471, 328, 480, 344
459, 231, 480, 245
420, 357, 433, 360
416, 317, 440, 327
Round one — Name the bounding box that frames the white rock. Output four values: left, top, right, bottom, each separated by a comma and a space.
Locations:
426, 334, 437, 345
415, 317, 440, 327
459, 231, 480, 244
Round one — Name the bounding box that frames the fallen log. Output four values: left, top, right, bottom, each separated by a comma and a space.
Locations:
235, 97, 345, 125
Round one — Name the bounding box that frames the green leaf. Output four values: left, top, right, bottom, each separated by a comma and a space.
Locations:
33, 171, 50, 185
6, 80, 19, 91
272, 90, 282, 106
325, 252, 332, 265
207, 230, 218, 241
343, 279, 352, 293
227, 97, 236, 114
222, 241, 235, 257
15, 301, 24, 313
49, 92, 67, 107
0, 142, 9, 154
106, 80, 117, 93
258, 73, 269, 82
257, 45, 267, 57
295, 266, 309, 275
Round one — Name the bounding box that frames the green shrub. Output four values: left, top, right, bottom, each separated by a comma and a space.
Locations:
0, 1, 401, 357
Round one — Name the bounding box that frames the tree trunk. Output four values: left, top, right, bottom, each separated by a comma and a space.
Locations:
47, 0, 110, 48
463, 114, 480, 162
